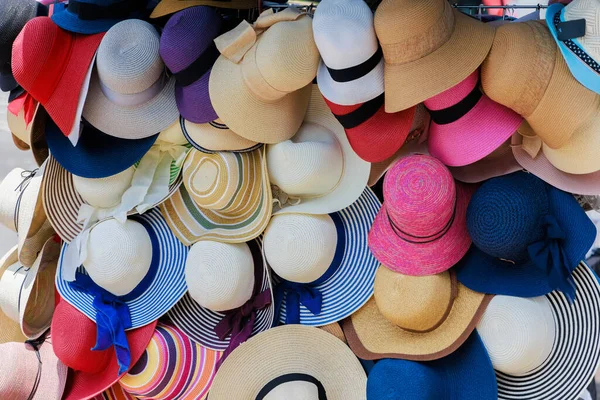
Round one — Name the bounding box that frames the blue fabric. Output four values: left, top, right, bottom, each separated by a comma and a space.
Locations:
273, 282, 322, 325
51, 0, 148, 34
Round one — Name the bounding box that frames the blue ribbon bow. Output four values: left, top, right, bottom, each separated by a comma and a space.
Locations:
274, 281, 323, 325
527, 214, 577, 302
69, 272, 133, 375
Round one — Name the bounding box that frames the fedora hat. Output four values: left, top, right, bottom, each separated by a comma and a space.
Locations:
367, 332, 497, 399
209, 8, 320, 144
313, 0, 384, 106
481, 20, 600, 149
368, 154, 474, 276
119, 323, 220, 399
51, 0, 148, 34
374, 0, 494, 112
209, 325, 367, 400
168, 239, 274, 356
160, 6, 221, 124
426, 69, 523, 167
343, 266, 491, 361
268, 85, 370, 215
477, 263, 600, 400
160, 147, 271, 246
150, 0, 257, 18
83, 19, 179, 140
176, 116, 260, 153
0, 246, 27, 343
455, 171, 595, 300
265, 188, 381, 326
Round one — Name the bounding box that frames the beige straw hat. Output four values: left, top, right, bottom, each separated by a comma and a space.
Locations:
209, 325, 367, 400
343, 266, 492, 361
0, 246, 26, 344
177, 117, 260, 153
209, 8, 320, 144
374, 0, 494, 112
150, 0, 258, 18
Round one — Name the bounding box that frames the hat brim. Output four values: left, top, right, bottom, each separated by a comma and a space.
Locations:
150, 0, 257, 18
90, 383, 137, 400
181, 117, 261, 153
0, 246, 27, 344
8, 86, 26, 103
450, 138, 522, 183
175, 71, 219, 124
317, 59, 384, 106
0, 72, 19, 92
34, 340, 69, 400
51, 8, 142, 34
29, 107, 50, 167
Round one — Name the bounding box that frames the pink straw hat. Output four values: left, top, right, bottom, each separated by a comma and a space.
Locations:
368, 154, 474, 276
426, 70, 523, 167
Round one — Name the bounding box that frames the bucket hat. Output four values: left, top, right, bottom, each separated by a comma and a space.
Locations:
366, 331, 497, 400
209, 325, 367, 400
83, 19, 179, 140
160, 6, 221, 124
426, 69, 523, 167
168, 239, 274, 355
266, 188, 381, 326
0, 246, 27, 344
178, 116, 261, 153
449, 138, 522, 183
369, 154, 474, 276
478, 263, 600, 400
119, 323, 220, 399
150, 0, 257, 18
51, 0, 148, 34
481, 20, 600, 149
455, 171, 595, 300
268, 85, 370, 215
161, 146, 271, 246
209, 8, 320, 144
343, 266, 491, 361
313, 0, 384, 106
374, 0, 494, 112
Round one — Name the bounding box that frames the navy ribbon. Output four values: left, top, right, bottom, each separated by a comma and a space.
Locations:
527, 214, 577, 302
274, 281, 323, 325
69, 272, 132, 375
256, 373, 327, 400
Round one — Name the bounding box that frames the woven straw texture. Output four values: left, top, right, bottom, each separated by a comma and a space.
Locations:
0, 0, 40, 78
450, 138, 522, 183
150, 0, 257, 18
90, 383, 137, 400
0, 246, 27, 344
181, 117, 259, 153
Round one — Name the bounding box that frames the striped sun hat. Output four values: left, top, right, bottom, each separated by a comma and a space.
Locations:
119, 323, 220, 400
160, 147, 272, 246
91, 383, 137, 400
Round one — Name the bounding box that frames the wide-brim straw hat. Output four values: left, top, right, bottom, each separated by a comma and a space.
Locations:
209, 325, 367, 400
150, 0, 258, 18
0, 246, 27, 344
177, 116, 261, 153
374, 0, 495, 112
450, 138, 522, 183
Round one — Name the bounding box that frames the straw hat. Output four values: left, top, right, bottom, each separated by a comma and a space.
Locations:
268, 85, 370, 215
478, 263, 600, 400
481, 20, 600, 149
209, 8, 320, 144
83, 19, 179, 139
51, 0, 148, 34
150, 0, 257, 18
450, 138, 522, 183
343, 267, 492, 361
90, 384, 137, 400
177, 116, 260, 153
374, 0, 494, 112
209, 325, 367, 400
161, 147, 271, 246
0, 246, 26, 344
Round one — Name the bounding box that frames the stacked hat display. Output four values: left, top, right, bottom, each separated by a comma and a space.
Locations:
1, 0, 600, 399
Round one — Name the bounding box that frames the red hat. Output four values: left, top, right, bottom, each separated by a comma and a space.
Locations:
52, 300, 156, 400
11, 17, 103, 139
324, 95, 416, 163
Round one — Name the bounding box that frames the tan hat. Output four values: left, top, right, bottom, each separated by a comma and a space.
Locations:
481, 20, 600, 150
374, 0, 494, 112
178, 117, 260, 153
150, 0, 258, 18
27, 106, 50, 167
209, 8, 320, 144
0, 246, 26, 343
342, 266, 492, 361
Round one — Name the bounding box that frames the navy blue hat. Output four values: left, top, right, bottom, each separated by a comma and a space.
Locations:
455, 171, 595, 300
367, 331, 497, 400
45, 116, 158, 179
51, 0, 148, 34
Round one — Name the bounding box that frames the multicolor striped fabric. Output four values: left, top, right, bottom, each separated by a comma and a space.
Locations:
91, 383, 137, 400
160, 147, 272, 246
119, 323, 220, 400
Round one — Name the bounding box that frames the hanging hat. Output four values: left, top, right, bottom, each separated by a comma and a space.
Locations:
374, 0, 494, 112
7, 96, 39, 150
161, 146, 271, 246
26, 106, 51, 167
426, 69, 523, 167
119, 323, 220, 399
168, 239, 274, 357
546, 1, 600, 94
53, 300, 157, 400
455, 171, 595, 300
477, 263, 600, 400
83, 19, 179, 140
209, 8, 320, 144
266, 188, 381, 326
342, 266, 491, 361
160, 6, 222, 124
366, 331, 497, 400
481, 20, 600, 149
369, 154, 473, 276
268, 85, 370, 215
209, 325, 367, 400
0, 246, 27, 343
179, 117, 261, 153
150, 0, 257, 18
51, 0, 148, 34
313, 0, 384, 106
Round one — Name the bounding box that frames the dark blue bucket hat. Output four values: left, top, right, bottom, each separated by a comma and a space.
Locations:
455, 171, 595, 300
51, 0, 148, 34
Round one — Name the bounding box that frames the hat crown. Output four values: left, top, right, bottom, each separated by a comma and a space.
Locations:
0, 0, 41, 73
72, 167, 135, 209
564, 0, 600, 63
424, 70, 478, 110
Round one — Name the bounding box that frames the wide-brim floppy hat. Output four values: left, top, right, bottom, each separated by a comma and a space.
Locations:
0, 246, 27, 344
366, 331, 497, 400
150, 0, 258, 18
209, 325, 367, 400
450, 138, 522, 183
51, 0, 148, 34
477, 263, 600, 400
177, 116, 261, 153
374, 0, 495, 112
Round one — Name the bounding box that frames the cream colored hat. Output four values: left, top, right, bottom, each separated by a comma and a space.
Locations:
181, 118, 261, 153
268, 85, 370, 215
73, 167, 135, 210
209, 8, 320, 144
0, 246, 27, 343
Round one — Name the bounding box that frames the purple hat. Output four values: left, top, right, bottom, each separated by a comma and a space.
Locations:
160, 6, 221, 123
